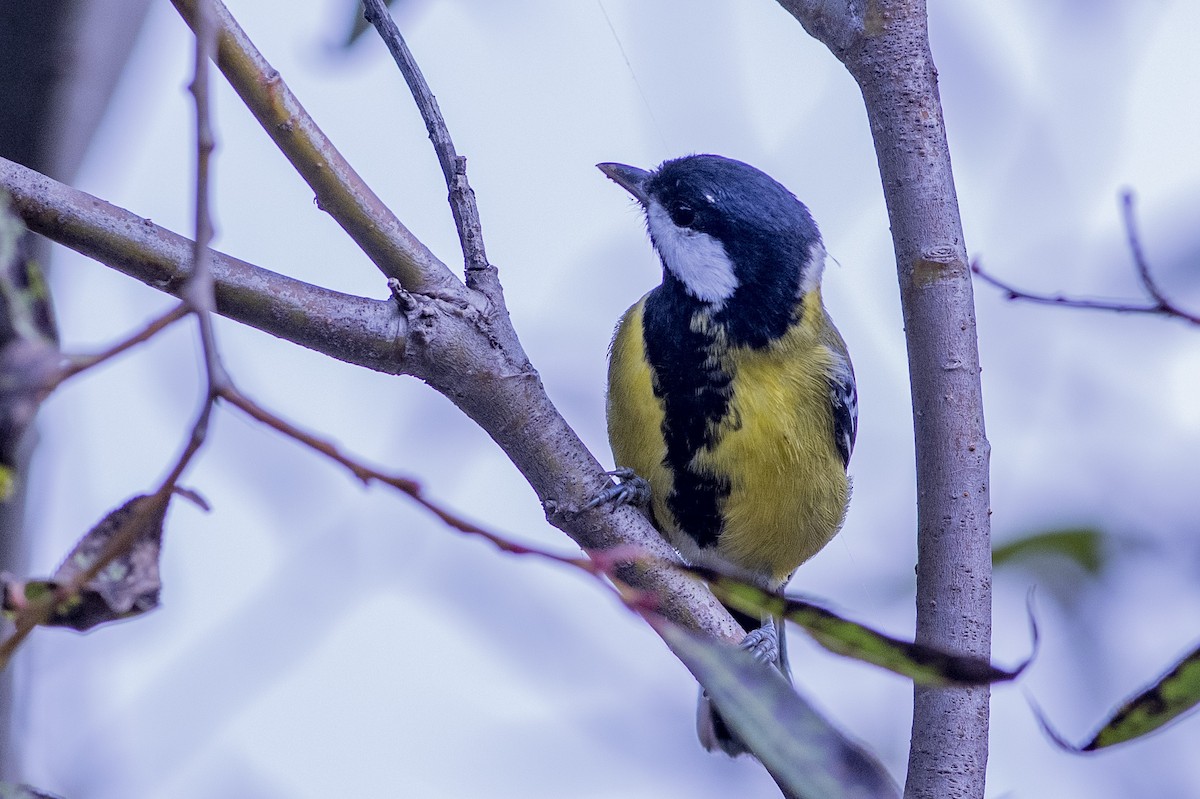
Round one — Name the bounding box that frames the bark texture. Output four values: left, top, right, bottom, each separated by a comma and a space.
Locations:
777, 2, 993, 796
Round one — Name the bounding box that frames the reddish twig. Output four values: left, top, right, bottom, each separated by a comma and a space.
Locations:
217, 384, 605, 572
184, 0, 232, 393
56, 303, 191, 386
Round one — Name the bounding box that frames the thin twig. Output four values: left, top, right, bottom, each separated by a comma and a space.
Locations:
56, 303, 190, 386
186, 0, 231, 393
972, 192, 1199, 326
156, 0, 223, 508
1121, 191, 1199, 323
217, 385, 597, 570
1, 3, 232, 669
361, 0, 493, 285
362, 0, 458, 189
169, 0, 457, 296
221, 385, 420, 491
970, 262, 1166, 315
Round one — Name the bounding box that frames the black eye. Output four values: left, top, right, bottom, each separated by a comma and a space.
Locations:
668, 201, 696, 228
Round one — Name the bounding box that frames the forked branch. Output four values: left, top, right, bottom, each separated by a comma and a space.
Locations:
972, 192, 1199, 326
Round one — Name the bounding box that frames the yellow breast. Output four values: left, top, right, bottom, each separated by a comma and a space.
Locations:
606, 294, 849, 587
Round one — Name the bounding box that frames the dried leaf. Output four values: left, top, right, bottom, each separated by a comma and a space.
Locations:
3, 495, 167, 631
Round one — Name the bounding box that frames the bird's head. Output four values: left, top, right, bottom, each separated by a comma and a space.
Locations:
598, 155, 825, 317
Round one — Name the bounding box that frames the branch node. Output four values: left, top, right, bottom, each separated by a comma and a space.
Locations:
387, 277, 416, 312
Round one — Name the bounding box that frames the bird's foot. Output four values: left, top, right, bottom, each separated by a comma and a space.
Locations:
583, 468, 651, 511
740, 618, 779, 666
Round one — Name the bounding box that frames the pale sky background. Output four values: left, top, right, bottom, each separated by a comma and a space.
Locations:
11, 1, 1200, 797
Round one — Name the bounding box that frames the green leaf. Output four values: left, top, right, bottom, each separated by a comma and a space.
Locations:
993, 527, 1106, 575
0, 466, 14, 502
694, 569, 1030, 687
1039, 640, 1200, 751
651, 616, 899, 799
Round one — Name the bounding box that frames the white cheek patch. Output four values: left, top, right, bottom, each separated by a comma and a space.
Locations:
799, 240, 827, 298
646, 201, 739, 305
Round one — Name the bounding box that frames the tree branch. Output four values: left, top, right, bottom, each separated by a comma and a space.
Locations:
361, 0, 489, 278
972, 191, 1199, 326
216, 385, 609, 577
0, 155, 405, 373
1122, 192, 1175, 312
1, 0, 789, 775
779, 2, 993, 797
169, 0, 457, 297
1, 1, 918, 785
775, 0, 863, 57
164, 0, 224, 497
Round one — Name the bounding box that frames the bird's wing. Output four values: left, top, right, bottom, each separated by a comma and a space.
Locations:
827, 358, 857, 469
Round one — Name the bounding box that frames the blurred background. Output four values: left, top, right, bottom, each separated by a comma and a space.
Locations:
4, 0, 1199, 796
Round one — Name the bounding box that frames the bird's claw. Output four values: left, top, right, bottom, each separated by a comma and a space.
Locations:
740, 620, 779, 666
583, 468, 651, 511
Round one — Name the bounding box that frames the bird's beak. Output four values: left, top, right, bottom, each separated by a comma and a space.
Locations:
597, 162, 651, 206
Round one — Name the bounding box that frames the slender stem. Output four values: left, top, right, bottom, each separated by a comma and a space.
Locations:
1122, 191, 1199, 325
970, 193, 1199, 327
361, 0, 490, 280
170, 0, 458, 297
219, 386, 421, 493
219, 384, 600, 571
58, 303, 190, 385
159, 0, 223, 515
1123, 192, 1167, 306
185, 0, 231, 393
971, 263, 1193, 321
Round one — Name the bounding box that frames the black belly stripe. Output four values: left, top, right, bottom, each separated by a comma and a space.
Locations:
642, 282, 733, 550
641, 263, 807, 550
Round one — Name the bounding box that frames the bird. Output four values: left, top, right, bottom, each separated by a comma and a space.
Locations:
596, 154, 857, 755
